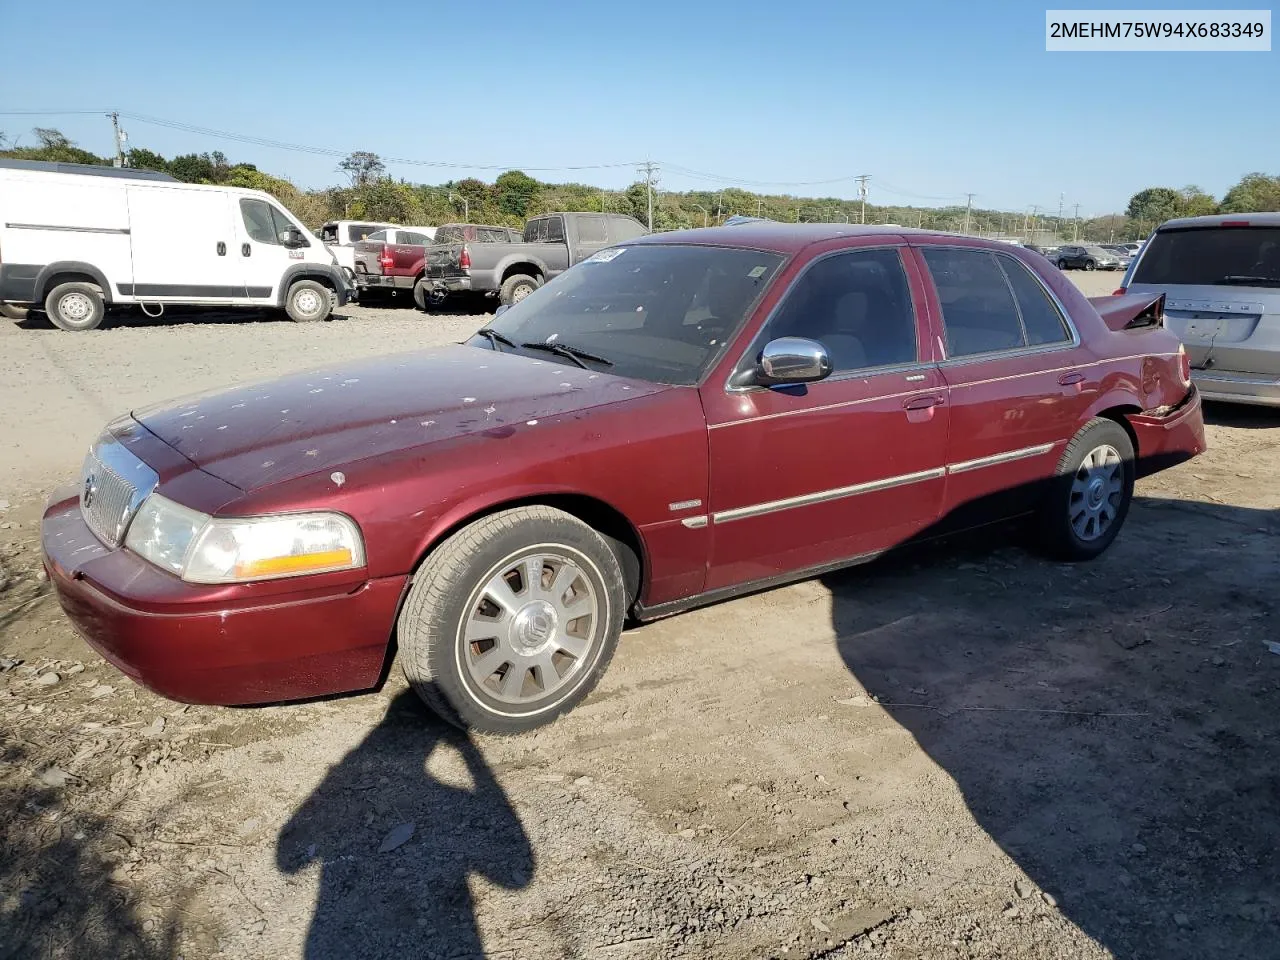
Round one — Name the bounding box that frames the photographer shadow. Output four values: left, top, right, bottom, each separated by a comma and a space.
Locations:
277, 690, 533, 959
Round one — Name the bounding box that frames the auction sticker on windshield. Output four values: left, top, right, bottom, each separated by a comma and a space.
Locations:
585, 248, 627, 263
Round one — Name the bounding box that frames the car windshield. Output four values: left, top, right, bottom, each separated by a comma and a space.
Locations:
470, 244, 786, 385
1133, 226, 1280, 287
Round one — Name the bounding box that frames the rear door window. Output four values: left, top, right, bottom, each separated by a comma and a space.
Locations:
923, 247, 1026, 357
545, 216, 565, 242
400, 231, 430, 245
1133, 226, 1280, 287
347, 224, 382, 243
524, 219, 547, 242
996, 255, 1071, 345
368, 229, 388, 241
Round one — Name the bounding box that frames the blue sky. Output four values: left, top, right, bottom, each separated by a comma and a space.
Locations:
1, 0, 1274, 215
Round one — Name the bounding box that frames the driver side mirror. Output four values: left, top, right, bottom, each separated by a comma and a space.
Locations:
754, 337, 832, 386
283, 228, 307, 248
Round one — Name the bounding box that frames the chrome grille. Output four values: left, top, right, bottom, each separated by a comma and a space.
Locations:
80, 433, 159, 547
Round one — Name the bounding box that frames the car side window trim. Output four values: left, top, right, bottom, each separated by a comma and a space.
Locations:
724, 244, 930, 394
916, 243, 1080, 367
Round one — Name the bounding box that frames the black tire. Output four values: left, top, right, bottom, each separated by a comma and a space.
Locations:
498, 273, 538, 307
44, 282, 105, 331
1033, 418, 1135, 562
1084, 260, 1097, 271
398, 506, 625, 734
1056, 260, 1069, 270
284, 279, 332, 322
413, 278, 446, 312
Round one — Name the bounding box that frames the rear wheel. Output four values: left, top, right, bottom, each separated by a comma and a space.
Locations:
398, 506, 625, 734
413, 278, 446, 312
499, 274, 538, 307
284, 280, 332, 322
45, 282, 105, 331
1034, 418, 1134, 561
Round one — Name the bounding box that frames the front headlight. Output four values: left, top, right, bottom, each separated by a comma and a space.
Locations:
124, 494, 365, 584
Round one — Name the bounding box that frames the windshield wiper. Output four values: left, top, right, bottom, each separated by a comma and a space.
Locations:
475, 327, 517, 351
520, 341, 614, 369
1221, 275, 1280, 287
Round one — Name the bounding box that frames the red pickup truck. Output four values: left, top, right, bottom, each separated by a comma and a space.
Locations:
353, 223, 521, 307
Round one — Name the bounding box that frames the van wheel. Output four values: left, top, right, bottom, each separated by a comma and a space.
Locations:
1033, 418, 1135, 561
499, 274, 538, 307
285, 280, 332, 322
45, 282, 105, 331
398, 506, 625, 734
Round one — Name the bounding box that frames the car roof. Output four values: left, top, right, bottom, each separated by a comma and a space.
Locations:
626, 222, 972, 255
1156, 211, 1280, 230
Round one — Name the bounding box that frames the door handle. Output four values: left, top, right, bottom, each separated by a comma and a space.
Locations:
903, 395, 945, 411
1058, 372, 1085, 386
242, 243, 252, 257
216, 241, 226, 256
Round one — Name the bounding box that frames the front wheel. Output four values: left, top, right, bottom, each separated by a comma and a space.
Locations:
284, 280, 333, 322
1056, 260, 1069, 270
1084, 260, 1097, 271
1033, 418, 1135, 561
398, 506, 625, 734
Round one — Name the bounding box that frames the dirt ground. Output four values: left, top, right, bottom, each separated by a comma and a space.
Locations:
2, 273, 1278, 960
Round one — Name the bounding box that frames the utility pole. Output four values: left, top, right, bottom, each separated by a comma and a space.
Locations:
854, 174, 871, 224
1073, 203, 1081, 241
637, 161, 658, 231
449, 193, 469, 220
756, 198, 763, 218
963, 193, 974, 235
107, 111, 125, 167
1057, 192, 1064, 225
691, 203, 708, 228
918, 211, 925, 228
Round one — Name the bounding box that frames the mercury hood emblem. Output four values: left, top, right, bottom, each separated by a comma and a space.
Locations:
82, 472, 97, 509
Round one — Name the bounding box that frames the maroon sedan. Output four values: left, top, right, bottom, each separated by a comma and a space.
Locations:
42, 225, 1205, 733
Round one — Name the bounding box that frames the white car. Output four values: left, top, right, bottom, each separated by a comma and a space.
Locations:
0, 159, 351, 330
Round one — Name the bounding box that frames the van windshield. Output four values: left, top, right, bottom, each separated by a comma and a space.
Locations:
1133, 227, 1280, 287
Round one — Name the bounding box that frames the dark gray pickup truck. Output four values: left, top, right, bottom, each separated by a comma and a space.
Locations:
420, 212, 648, 307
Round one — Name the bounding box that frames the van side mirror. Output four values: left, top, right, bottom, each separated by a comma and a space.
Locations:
283, 228, 308, 248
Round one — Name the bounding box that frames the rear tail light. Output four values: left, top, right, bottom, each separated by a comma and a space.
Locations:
377, 244, 394, 269
1177, 344, 1191, 388
1113, 287, 1126, 296
459, 244, 472, 271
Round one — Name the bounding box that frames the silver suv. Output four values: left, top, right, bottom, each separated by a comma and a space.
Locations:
1121, 213, 1280, 406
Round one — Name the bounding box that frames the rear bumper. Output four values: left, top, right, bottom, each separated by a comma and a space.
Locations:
354, 274, 414, 291
1127, 385, 1208, 478
426, 276, 472, 294
1192, 369, 1280, 407
41, 495, 405, 706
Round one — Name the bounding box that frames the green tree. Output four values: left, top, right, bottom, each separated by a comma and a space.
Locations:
169, 153, 217, 183
1125, 187, 1181, 225
338, 151, 384, 187
494, 170, 540, 218
125, 148, 169, 174
1220, 172, 1280, 213
1177, 185, 1218, 217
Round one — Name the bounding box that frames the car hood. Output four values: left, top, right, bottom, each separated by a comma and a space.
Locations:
133, 346, 666, 491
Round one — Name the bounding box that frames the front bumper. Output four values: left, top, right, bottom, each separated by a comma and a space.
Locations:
41, 493, 406, 705
1191, 369, 1280, 407
1127, 385, 1208, 478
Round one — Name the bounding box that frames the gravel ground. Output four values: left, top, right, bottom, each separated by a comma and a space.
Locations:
3, 272, 1280, 960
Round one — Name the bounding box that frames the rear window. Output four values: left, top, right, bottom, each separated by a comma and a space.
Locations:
435, 226, 463, 244
321, 224, 339, 243
347, 224, 383, 243
367, 229, 388, 241
1133, 227, 1280, 287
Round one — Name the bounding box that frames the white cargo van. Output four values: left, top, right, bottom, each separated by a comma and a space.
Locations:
0, 159, 351, 330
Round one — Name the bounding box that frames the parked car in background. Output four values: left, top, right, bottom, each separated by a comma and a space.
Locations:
351, 226, 436, 302
42, 224, 1204, 733
421, 212, 648, 307
1118, 212, 1280, 406
1119, 241, 1144, 256
1055, 244, 1124, 271
320, 219, 399, 278
0, 159, 350, 330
